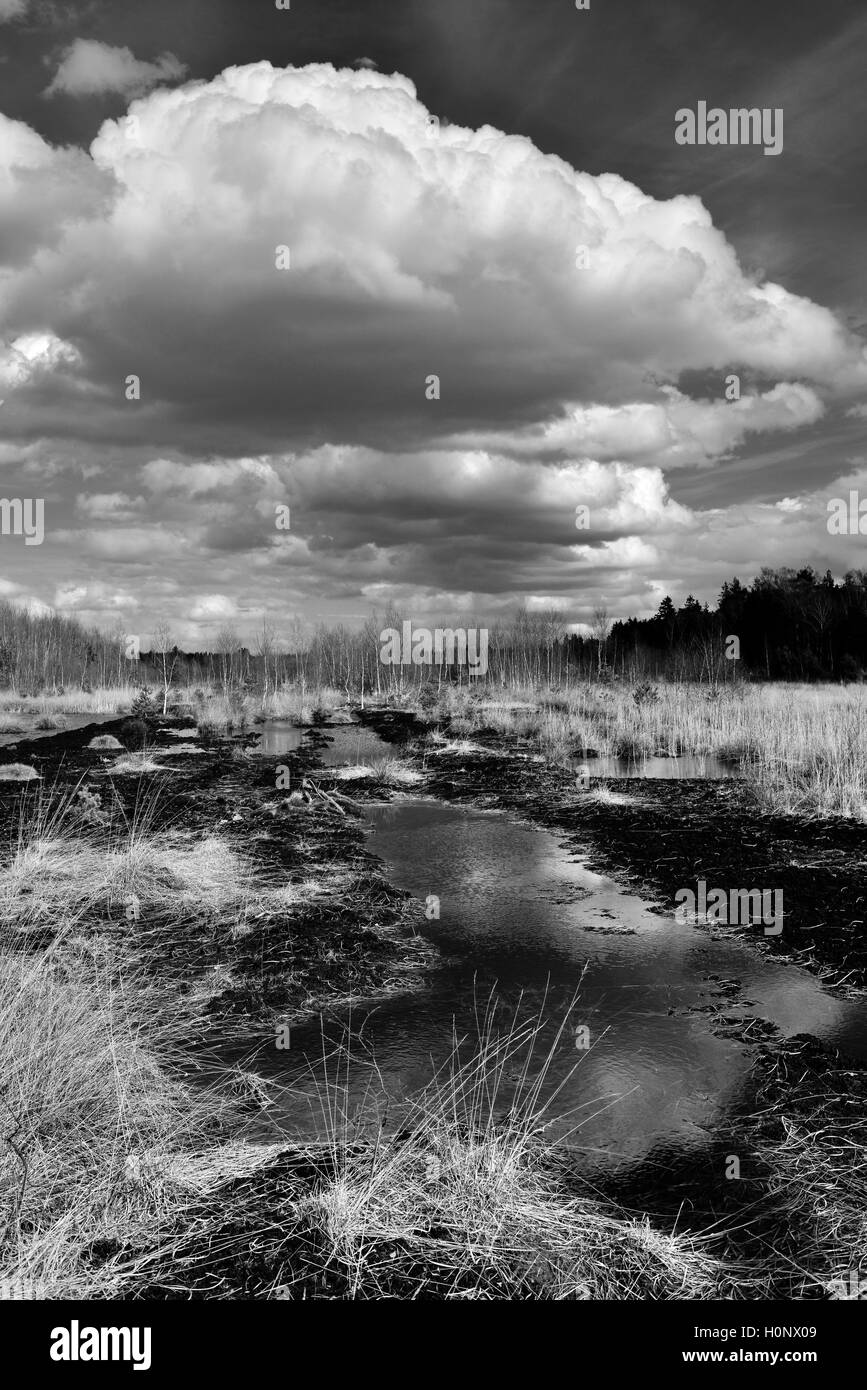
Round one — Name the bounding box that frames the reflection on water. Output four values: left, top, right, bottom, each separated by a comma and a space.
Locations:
221, 799, 866, 1169
573, 754, 742, 780
254, 722, 304, 757
254, 721, 389, 766
0, 711, 118, 749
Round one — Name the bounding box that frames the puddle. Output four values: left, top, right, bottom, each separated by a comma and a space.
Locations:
0, 711, 119, 749
254, 722, 305, 757
572, 754, 742, 780
255, 721, 390, 767
318, 724, 392, 767
222, 799, 867, 1169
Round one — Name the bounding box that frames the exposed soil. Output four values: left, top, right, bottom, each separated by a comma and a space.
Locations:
0, 714, 435, 1034
5, 710, 864, 1299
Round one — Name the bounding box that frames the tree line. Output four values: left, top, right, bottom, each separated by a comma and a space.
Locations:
3, 566, 867, 695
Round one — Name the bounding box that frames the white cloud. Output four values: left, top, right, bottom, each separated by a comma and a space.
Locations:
455, 384, 826, 469
188, 594, 240, 621
0, 332, 81, 388
45, 41, 187, 99
0, 62, 864, 633
141, 457, 282, 495
0, 61, 861, 463
0, 0, 28, 22
75, 492, 145, 520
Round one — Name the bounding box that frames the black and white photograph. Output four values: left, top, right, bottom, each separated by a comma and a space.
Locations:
0, 0, 865, 1355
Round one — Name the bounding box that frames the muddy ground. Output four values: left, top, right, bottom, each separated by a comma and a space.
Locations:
2, 709, 864, 1298
0, 713, 435, 1033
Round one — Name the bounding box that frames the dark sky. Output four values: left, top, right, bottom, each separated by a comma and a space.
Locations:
0, 0, 865, 641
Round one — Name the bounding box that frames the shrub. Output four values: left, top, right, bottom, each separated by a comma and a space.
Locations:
119, 718, 149, 751
74, 786, 111, 828
130, 688, 159, 724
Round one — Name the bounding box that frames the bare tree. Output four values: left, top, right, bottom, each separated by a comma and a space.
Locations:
215, 624, 240, 692
541, 607, 566, 686
591, 604, 611, 676
256, 616, 278, 701
152, 621, 178, 715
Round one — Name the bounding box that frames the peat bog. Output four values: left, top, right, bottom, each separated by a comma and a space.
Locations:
2, 695, 864, 1300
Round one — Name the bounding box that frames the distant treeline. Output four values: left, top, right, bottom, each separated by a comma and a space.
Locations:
0, 600, 130, 693
3, 566, 867, 693
609, 567, 867, 682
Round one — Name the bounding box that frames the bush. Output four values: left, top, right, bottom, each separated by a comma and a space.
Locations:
130, 688, 159, 724
74, 786, 111, 828
119, 718, 149, 751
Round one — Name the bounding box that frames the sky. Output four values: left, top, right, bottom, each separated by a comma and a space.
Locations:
0, 0, 865, 646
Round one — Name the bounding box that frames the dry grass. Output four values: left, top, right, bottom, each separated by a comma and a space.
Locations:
0, 830, 255, 933
0, 764, 40, 782
0, 781, 258, 937
425, 734, 499, 758
258, 684, 346, 724
0, 930, 228, 1297
583, 787, 641, 807
330, 760, 424, 788
421, 681, 867, 819
87, 734, 125, 750
108, 753, 170, 775
244, 995, 729, 1299
0, 687, 138, 717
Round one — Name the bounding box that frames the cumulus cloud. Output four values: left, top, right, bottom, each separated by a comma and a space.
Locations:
188, 594, 240, 622
0, 115, 112, 268
454, 384, 826, 469
0, 62, 864, 635
54, 580, 137, 612
45, 40, 187, 99
141, 456, 282, 495
0, 331, 81, 388
0, 61, 862, 461
3, 438, 865, 639
0, 0, 28, 21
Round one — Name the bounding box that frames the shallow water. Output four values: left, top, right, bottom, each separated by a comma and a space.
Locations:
573, 753, 741, 780
0, 711, 118, 749
255, 721, 389, 767
254, 721, 304, 757
226, 797, 867, 1169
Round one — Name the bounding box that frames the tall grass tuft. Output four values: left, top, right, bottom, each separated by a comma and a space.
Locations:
278, 992, 727, 1298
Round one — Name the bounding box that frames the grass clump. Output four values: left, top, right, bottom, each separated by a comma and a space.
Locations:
0, 931, 226, 1297
0, 764, 40, 782
152, 997, 728, 1300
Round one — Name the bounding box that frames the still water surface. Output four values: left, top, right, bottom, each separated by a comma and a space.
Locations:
227, 793, 866, 1168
